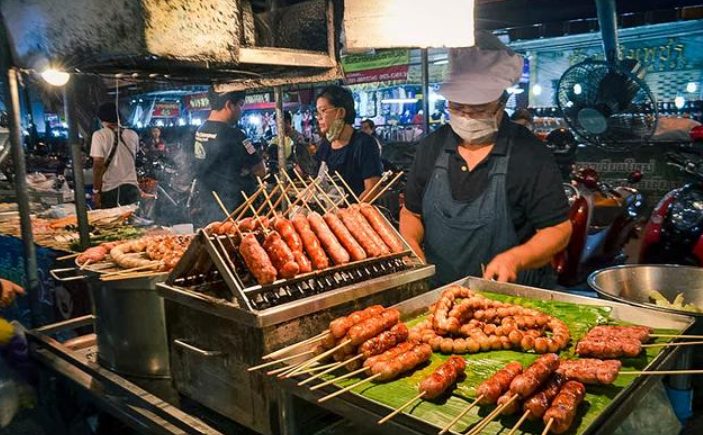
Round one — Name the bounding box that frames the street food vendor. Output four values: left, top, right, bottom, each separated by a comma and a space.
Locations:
400, 32, 572, 287
192, 87, 266, 227
315, 86, 382, 199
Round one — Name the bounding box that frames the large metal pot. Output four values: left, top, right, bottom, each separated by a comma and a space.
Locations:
89, 274, 170, 378
588, 264, 703, 333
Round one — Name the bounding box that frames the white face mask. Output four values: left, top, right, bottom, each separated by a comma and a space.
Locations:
449, 112, 499, 144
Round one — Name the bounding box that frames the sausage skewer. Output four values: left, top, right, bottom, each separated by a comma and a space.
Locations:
542, 381, 586, 434
367, 171, 404, 205
507, 373, 566, 435
439, 361, 524, 435
334, 170, 363, 203
377, 356, 466, 425
465, 395, 520, 435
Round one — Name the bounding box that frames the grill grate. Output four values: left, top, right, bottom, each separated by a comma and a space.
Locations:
168, 230, 420, 312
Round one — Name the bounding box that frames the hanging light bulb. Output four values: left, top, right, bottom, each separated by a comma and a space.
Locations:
532, 84, 543, 96
573, 84, 582, 95
675, 96, 685, 109
40, 68, 70, 86
686, 82, 697, 93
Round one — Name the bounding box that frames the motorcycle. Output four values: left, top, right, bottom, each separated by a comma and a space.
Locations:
639, 145, 703, 265
546, 131, 645, 286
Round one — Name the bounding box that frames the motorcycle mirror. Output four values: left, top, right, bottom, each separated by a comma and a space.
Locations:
576, 168, 600, 189
627, 171, 643, 183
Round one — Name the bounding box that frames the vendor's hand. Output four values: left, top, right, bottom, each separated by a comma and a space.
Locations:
93, 193, 101, 209
0, 279, 25, 308
483, 251, 522, 283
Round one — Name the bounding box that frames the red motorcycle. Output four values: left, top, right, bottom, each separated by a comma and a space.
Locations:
639, 131, 703, 265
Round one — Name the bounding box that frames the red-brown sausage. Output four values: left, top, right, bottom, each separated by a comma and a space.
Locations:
524, 373, 565, 420
337, 208, 384, 257
292, 213, 329, 270
510, 354, 560, 398
347, 309, 400, 346
358, 203, 405, 253
419, 356, 466, 400
293, 251, 312, 274
262, 232, 300, 279
307, 212, 350, 265
477, 361, 523, 405
359, 323, 409, 359
349, 206, 390, 255
323, 212, 367, 261
543, 381, 586, 434
273, 217, 303, 253
239, 234, 277, 284
329, 305, 385, 339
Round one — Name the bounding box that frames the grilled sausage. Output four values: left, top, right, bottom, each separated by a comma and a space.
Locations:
292, 213, 330, 270
364, 341, 417, 369
323, 212, 367, 261
419, 356, 466, 400
347, 309, 401, 346
556, 359, 621, 386
348, 206, 390, 255
307, 212, 350, 265
369, 343, 433, 381
329, 305, 385, 339
524, 373, 566, 420
477, 361, 524, 405
337, 208, 384, 257
543, 381, 586, 434
510, 354, 560, 398
239, 234, 277, 284
293, 251, 312, 274
273, 217, 303, 253
359, 323, 409, 359
358, 203, 405, 253
262, 231, 300, 279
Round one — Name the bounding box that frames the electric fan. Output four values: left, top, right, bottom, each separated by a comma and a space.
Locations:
556, 0, 658, 151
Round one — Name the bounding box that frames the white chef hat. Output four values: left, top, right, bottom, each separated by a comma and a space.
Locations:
440, 31, 524, 105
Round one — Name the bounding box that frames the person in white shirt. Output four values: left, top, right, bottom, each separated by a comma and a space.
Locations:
90, 103, 140, 209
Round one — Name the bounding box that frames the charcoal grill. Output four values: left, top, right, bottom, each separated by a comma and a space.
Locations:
157, 221, 434, 434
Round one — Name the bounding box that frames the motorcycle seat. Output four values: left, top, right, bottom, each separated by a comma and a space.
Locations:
591, 206, 624, 227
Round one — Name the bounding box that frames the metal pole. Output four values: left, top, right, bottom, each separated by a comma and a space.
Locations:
274, 86, 287, 211
595, 0, 619, 63
420, 48, 431, 137
64, 78, 90, 249
4, 68, 41, 326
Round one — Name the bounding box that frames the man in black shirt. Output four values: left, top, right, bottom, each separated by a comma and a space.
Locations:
192, 87, 266, 227
400, 32, 572, 287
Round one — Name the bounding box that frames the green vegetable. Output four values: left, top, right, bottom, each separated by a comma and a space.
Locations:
323, 291, 680, 435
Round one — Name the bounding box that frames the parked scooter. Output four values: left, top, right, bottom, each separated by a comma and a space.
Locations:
547, 130, 645, 286
639, 137, 703, 265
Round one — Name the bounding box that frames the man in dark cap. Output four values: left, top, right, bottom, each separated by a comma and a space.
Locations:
192, 87, 266, 227
90, 102, 140, 209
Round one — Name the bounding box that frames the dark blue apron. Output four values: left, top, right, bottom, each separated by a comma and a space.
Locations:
422, 139, 554, 288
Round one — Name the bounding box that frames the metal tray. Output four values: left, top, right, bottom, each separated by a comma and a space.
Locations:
276, 276, 695, 435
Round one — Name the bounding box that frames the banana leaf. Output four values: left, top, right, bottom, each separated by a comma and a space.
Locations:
325, 290, 679, 435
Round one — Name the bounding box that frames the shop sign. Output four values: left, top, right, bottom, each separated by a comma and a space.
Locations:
345, 65, 409, 85
568, 38, 691, 73
152, 101, 181, 118
246, 93, 271, 105
185, 93, 210, 111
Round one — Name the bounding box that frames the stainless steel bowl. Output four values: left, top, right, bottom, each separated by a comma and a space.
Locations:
588, 264, 703, 320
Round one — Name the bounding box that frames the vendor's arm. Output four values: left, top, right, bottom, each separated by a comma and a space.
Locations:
484, 220, 572, 282
399, 207, 426, 262
360, 176, 381, 202
0, 279, 25, 309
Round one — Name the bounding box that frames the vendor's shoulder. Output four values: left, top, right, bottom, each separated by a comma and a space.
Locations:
417, 125, 452, 152
511, 126, 553, 162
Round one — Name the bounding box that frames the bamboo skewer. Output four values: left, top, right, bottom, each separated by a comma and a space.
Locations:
298, 354, 364, 386
334, 171, 362, 203
247, 349, 315, 372
541, 418, 554, 435
367, 171, 404, 205
284, 339, 352, 378
257, 178, 280, 218
293, 170, 328, 212
620, 369, 703, 375
291, 360, 341, 377
279, 175, 311, 216
266, 183, 294, 219
310, 367, 367, 391
641, 341, 703, 348
360, 171, 391, 203
327, 176, 353, 208
79, 259, 92, 271
100, 270, 166, 281
508, 410, 531, 435
318, 373, 381, 403
467, 396, 518, 435
262, 330, 330, 360
283, 171, 316, 213
650, 334, 703, 339
225, 185, 264, 222
57, 252, 81, 261
377, 391, 426, 425
100, 261, 163, 277
438, 395, 484, 435
310, 179, 341, 212
267, 362, 322, 377
241, 192, 269, 233
274, 175, 297, 216
213, 191, 244, 238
